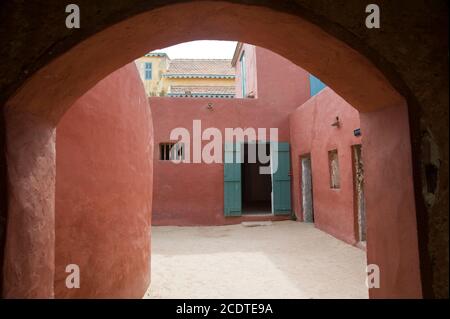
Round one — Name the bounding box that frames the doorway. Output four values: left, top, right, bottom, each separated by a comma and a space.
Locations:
352, 144, 366, 243
242, 143, 272, 214
224, 142, 292, 217
301, 155, 314, 223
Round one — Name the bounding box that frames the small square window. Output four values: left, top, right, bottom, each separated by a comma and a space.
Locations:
160, 143, 184, 161
328, 149, 340, 189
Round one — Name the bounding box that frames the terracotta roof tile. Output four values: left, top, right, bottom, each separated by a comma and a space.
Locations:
170, 85, 235, 95
165, 59, 235, 77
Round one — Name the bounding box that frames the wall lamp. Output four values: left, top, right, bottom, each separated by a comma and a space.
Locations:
331, 116, 341, 128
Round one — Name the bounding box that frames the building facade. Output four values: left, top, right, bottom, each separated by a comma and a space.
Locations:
135, 54, 236, 98
232, 43, 258, 98
150, 42, 366, 249
135, 53, 170, 96
150, 44, 310, 225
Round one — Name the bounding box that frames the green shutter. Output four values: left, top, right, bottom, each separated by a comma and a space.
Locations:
224, 143, 242, 216
272, 142, 292, 215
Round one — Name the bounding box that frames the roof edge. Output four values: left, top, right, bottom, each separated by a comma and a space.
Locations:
145, 52, 169, 58
231, 42, 243, 66
163, 74, 235, 79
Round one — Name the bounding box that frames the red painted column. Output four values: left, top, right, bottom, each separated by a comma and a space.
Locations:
2, 109, 55, 298
361, 102, 422, 298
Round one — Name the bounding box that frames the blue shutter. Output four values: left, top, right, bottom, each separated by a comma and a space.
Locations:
145, 62, 152, 80
272, 142, 292, 215
309, 74, 326, 97
240, 52, 246, 97
224, 143, 242, 216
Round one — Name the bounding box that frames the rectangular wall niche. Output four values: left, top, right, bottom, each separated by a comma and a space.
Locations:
328, 149, 340, 189
160, 143, 184, 161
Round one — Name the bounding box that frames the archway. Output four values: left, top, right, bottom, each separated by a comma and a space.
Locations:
2, 1, 422, 298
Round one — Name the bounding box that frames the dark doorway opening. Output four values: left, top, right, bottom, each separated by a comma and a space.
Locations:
352, 144, 366, 244
242, 143, 272, 214
301, 155, 314, 222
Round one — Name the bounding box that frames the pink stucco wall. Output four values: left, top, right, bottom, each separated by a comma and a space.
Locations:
234, 44, 306, 101
151, 50, 310, 225
54, 63, 153, 298
360, 101, 422, 298
290, 88, 422, 297
289, 87, 362, 244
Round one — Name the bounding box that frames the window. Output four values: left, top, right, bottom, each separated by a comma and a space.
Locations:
159, 143, 184, 161
240, 52, 246, 97
144, 62, 152, 80
328, 149, 340, 189
309, 74, 326, 97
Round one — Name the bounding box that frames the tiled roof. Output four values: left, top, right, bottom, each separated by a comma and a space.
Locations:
164, 59, 235, 78
170, 85, 235, 95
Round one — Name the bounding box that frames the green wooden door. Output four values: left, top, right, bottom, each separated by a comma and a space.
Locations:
271, 142, 292, 215
224, 143, 242, 216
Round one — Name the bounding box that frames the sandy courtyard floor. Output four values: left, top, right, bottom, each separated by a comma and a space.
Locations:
144, 221, 368, 299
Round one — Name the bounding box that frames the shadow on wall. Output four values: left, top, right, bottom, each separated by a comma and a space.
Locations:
54, 63, 154, 298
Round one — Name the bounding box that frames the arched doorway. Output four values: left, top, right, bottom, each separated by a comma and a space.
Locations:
1, 1, 424, 298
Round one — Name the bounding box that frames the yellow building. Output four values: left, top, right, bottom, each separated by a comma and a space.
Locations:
135, 53, 236, 98
135, 53, 170, 96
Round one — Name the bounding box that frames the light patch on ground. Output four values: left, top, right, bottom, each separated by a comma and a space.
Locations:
144, 221, 368, 299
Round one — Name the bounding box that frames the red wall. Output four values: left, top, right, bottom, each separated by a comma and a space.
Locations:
290, 87, 362, 244
54, 63, 153, 298
290, 88, 422, 297
151, 51, 310, 225
360, 102, 422, 298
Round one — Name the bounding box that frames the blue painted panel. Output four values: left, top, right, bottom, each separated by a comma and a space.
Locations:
309, 74, 326, 97
272, 142, 292, 215
224, 143, 242, 216
145, 62, 152, 80
240, 52, 247, 97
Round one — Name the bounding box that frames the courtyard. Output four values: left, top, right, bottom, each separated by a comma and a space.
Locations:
1, 1, 444, 300
145, 221, 368, 299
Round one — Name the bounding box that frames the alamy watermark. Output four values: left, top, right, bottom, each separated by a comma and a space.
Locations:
63, 262, 380, 290
66, 4, 381, 30
65, 264, 80, 289
65, 4, 80, 29
365, 4, 380, 29
366, 264, 380, 289
168, 120, 278, 174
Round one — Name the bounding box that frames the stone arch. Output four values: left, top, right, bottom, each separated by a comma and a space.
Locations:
5, 2, 403, 122
2, 1, 424, 298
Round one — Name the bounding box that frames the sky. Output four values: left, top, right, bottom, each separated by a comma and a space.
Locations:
151, 40, 238, 59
